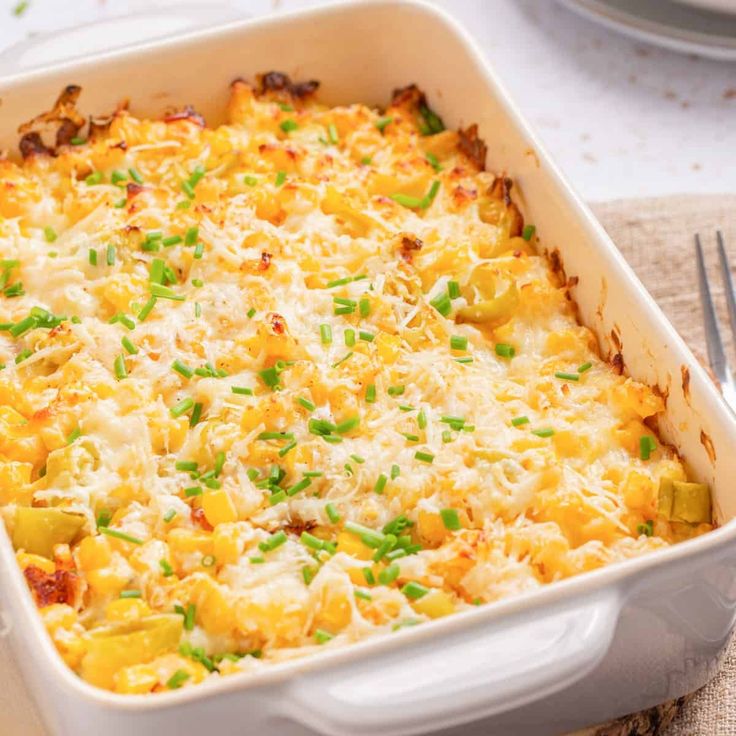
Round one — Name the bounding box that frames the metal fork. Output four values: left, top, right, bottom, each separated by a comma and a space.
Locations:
696, 231, 736, 411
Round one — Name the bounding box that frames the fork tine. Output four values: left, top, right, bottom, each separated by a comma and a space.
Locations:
696, 233, 729, 381
716, 230, 736, 347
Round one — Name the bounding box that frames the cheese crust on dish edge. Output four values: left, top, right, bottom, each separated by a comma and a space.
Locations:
0, 73, 712, 694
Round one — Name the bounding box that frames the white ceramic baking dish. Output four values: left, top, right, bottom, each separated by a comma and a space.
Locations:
2, 2, 736, 735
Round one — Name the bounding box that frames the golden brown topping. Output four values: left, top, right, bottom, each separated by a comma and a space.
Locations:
24, 565, 80, 608
255, 71, 320, 100
457, 124, 487, 171
163, 105, 206, 128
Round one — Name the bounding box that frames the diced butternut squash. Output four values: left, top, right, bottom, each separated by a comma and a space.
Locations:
411, 589, 454, 619
202, 489, 237, 527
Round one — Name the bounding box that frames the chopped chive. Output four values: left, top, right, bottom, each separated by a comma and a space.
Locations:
417, 409, 427, 429
430, 291, 451, 317
247, 307, 256, 318
128, 168, 144, 184
275, 170, 286, 187
328, 123, 339, 144
170, 397, 194, 418
120, 589, 142, 599
99, 527, 143, 545
259, 366, 281, 389
88, 248, 98, 266
301, 532, 325, 551
70, 137, 86, 146
365, 384, 376, 403
250, 556, 265, 564
167, 670, 190, 690
183, 603, 196, 631
639, 435, 657, 461
258, 431, 295, 441
121, 336, 138, 355
511, 416, 530, 426
111, 170, 127, 186
280, 119, 298, 133
577, 362, 593, 373
189, 402, 203, 427
414, 451, 434, 464
401, 581, 429, 600
15, 348, 32, 364
43, 226, 57, 243
426, 151, 442, 172
637, 520, 654, 537
326, 503, 340, 523
359, 297, 370, 317
172, 359, 194, 378
350, 454, 365, 464
372, 534, 397, 563
447, 280, 461, 299
388, 385, 405, 397
193, 243, 204, 259
345, 521, 384, 548
315, 629, 334, 644
361, 156, 373, 165
113, 354, 127, 380
335, 415, 360, 434
332, 351, 353, 368
191, 278, 204, 288
363, 567, 376, 585
106, 244, 116, 266
10, 316, 37, 338
440, 508, 461, 531
269, 490, 286, 505
66, 427, 81, 445
85, 171, 103, 186
113, 198, 127, 209
303, 471, 323, 478
244, 175, 258, 186
162, 235, 182, 247
163, 509, 177, 523
378, 563, 400, 585
358, 330, 375, 342
259, 530, 288, 552
375, 116, 393, 132
442, 430, 453, 443
159, 559, 174, 576
320, 324, 332, 345
402, 433, 420, 442
202, 554, 216, 567
184, 227, 199, 246
495, 343, 515, 358
176, 460, 198, 472
374, 473, 388, 494
522, 224, 536, 241
138, 296, 157, 322
391, 464, 400, 479
344, 328, 356, 347
450, 335, 468, 351
150, 284, 184, 301
194, 303, 202, 318
355, 588, 372, 601
297, 396, 316, 412
230, 386, 252, 397
532, 428, 555, 438
181, 180, 195, 199
278, 440, 297, 457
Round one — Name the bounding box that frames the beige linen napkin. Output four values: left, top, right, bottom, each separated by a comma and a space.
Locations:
1, 195, 734, 736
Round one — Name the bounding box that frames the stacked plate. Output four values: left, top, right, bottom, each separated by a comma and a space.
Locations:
560, 0, 736, 59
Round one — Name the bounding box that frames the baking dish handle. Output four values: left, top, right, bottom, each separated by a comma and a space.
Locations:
0, 5, 242, 78
284, 588, 620, 736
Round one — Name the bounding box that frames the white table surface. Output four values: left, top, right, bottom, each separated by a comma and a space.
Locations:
0, 1, 734, 733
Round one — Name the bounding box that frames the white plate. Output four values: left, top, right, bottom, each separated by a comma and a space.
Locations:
560, 0, 736, 59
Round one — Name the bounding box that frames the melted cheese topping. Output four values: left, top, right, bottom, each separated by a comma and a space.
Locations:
0, 78, 710, 693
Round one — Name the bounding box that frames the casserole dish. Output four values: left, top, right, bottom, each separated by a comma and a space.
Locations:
1, 1, 736, 734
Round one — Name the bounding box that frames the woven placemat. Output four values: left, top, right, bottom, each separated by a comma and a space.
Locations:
585, 194, 736, 736
1, 195, 734, 735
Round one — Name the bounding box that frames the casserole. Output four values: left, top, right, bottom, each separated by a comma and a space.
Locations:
1, 1, 736, 734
